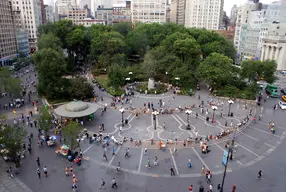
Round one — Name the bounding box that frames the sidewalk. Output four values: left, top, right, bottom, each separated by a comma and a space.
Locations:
0, 166, 33, 192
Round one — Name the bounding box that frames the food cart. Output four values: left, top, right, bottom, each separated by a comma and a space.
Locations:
55, 144, 70, 157
47, 136, 57, 147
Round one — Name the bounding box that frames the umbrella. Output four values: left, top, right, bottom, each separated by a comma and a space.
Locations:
49, 136, 57, 140
61, 144, 69, 150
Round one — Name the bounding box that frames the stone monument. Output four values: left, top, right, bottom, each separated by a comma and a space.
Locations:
148, 78, 155, 90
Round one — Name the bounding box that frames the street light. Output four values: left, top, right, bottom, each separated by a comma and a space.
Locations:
185, 110, 192, 130
119, 108, 125, 127
125, 77, 131, 81
152, 111, 159, 130
212, 106, 218, 123
129, 72, 133, 75
228, 99, 234, 116
220, 140, 235, 192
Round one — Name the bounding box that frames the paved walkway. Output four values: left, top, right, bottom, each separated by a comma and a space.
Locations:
0, 164, 33, 192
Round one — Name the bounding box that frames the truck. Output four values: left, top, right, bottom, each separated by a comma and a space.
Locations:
265, 84, 279, 98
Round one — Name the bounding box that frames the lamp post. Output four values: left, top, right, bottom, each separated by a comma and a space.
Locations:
185, 110, 192, 130
152, 111, 159, 130
119, 108, 125, 127
212, 106, 218, 123
220, 142, 234, 192
228, 99, 234, 116
175, 77, 180, 86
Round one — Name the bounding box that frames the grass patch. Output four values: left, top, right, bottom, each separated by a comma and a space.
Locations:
135, 83, 168, 94
95, 75, 124, 96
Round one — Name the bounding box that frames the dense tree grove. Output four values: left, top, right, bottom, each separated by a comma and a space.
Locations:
36, 21, 277, 100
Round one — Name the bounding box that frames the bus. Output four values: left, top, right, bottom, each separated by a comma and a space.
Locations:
265, 84, 279, 98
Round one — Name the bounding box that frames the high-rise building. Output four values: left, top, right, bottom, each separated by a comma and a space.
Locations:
170, 0, 186, 24
11, 0, 42, 53
0, 0, 18, 67
184, 0, 224, 30
40, 0, 46, 24
45, 5, 54, 22
16, 29, 29, 57
230, 5, 238, 25
131, 0, 167, 24
55, 0, 77, 17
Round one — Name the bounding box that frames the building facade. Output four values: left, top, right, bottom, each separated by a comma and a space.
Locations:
261, 23, 286, 70
170, 0, 186, 25
55, 0, 77, 17
0, 0, 18, 67
230, 4, 238, 25
112, 6, 132, 23
184, 0, 224, 30
131, 0, 167, 24
16, 29, 29, 56
11, 0, 42, 53
67, 7, 87, 23
45, 5, 54, 22
96, 8, 113, 25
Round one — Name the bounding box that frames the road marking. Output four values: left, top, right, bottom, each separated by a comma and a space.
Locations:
236, 160, 243, 166
250, 127, 280, 138
264, 143, 274, 148
83, 145, 93, 154
236, 143, 259, 157
192, 147, 210, 170
138, 148, 144, 172
240, 132, 259, 141
171, 114, 193, 138
215, 143, 224, 151
108, 146, 121, 165
257, 121, 285, 130
169, 149, 180, 175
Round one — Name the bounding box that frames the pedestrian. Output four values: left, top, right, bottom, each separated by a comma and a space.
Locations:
147, 158, 151, 168
170, 167, 176, 176
196, 113, 198, 119
258, 115, 262, 120
28, 145, 32, 154
144, 148, 147, 156
257, 170, 262, 179
103, 152, 108, 161
206, 173, 211, 183
37, 168, 41, 179
70, 166, 73, 174
201, 165, 205, 175
34, 120, 37, 127
65, 167, 69, 176
36, 157, 40, 167
199, 185, 204, 192
112, 147, 115, 155
217, 184, 221, 190
100, 178, 106, 190
28, 136, 31, 144
189, 185, 193, 192
209, 184, 213, 192
43, 166, 48, 177
111, 178, 118, 188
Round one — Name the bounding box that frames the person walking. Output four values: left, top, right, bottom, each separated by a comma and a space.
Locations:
201, 165, 205, 175
112, 147, 115, 155
37, 168, 41, 179
209, 184, 213, 192
199, 185, 204, 192
111, 178, 118, 188
36, 157, 40, 167
103, 152, 108, 161
99, 178, 106, 190
257, 170, 262, 179
144, 148, 147, 156
43, 166, 48, 177
170, 167, 176, 176
147, 158, 151, 168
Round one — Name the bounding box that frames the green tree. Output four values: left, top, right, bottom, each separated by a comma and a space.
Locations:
54, 20, 75, 49
90, 31, 127, 66
38, 22, 57, 37
62, 121, 82, 150
108, 64, 125, 88
69, 78, 93, 100
0, 67, 22, 98
113, 22, 132, 36
172, 66, 196, 89
32, 48, 67, 99
37, 33, 62, 51
38, 106, 53, 135
260, 60, 277, 84
66, 26, 90, 65
125, 30, 149, 57
198, 53, 236, 90
0, 125, 27, 167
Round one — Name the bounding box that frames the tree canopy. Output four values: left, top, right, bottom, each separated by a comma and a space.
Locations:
62, 121, 82, 150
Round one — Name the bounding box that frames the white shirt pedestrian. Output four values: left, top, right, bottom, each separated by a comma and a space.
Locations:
144, 148, 147, 155
195, 131, 198, 138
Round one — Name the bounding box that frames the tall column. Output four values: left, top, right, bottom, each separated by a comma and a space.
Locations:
261, 46, 265, 61
275, 46, 280, 61
269, 46, 274, 60
265, 45, 269, 60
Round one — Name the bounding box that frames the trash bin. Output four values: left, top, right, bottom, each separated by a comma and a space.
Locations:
206, 117, 209, 121
125, 119, 128, 124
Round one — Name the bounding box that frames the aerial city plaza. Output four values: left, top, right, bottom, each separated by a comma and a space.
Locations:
1, 0, 286, 191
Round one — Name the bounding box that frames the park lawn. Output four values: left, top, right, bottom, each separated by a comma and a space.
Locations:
95, 75, 124, 96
